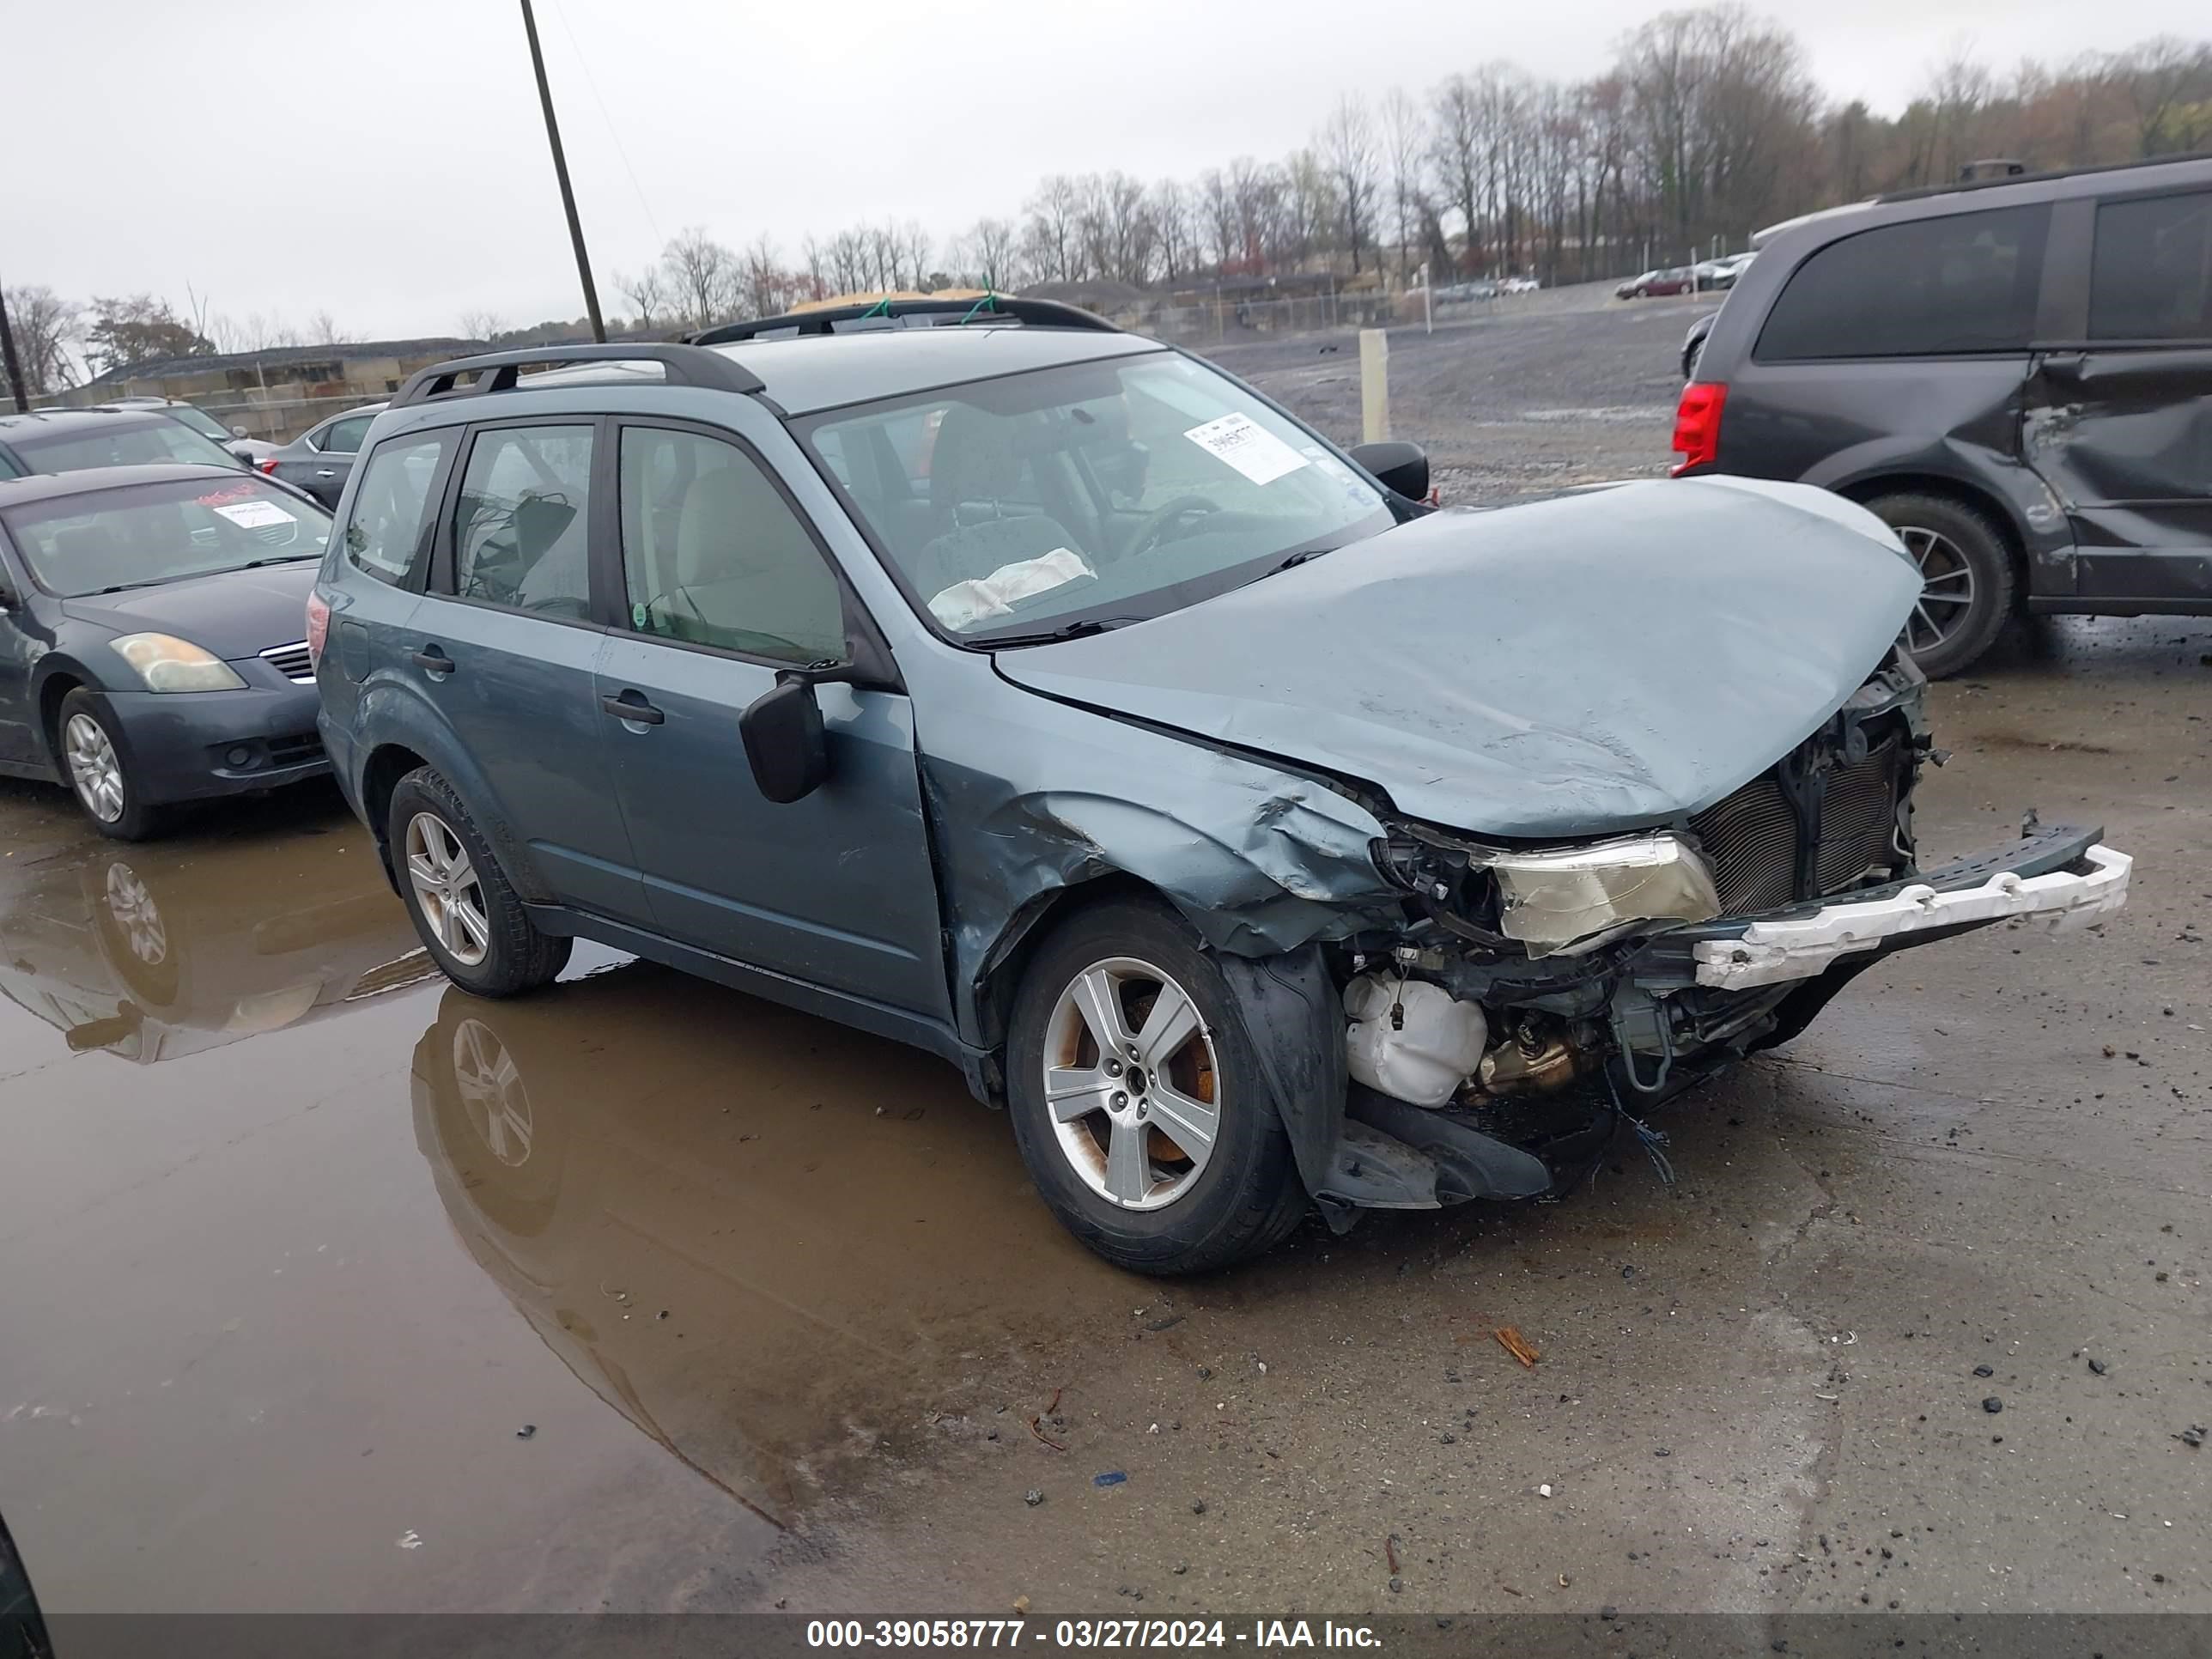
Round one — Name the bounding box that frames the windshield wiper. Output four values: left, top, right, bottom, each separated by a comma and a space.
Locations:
241, 554, 322, 568
974, 616, 1143, 649
1269, 544, 1340, 575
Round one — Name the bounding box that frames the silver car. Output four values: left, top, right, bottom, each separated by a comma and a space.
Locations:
312, 303, 2131, 1274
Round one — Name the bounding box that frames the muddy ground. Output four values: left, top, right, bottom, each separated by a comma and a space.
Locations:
2, 297, 2207, 1621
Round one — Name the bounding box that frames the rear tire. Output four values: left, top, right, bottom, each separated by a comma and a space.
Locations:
1864, 491, 2016, 678
1006, 898, 1306, 1275
386, 768, 569, 997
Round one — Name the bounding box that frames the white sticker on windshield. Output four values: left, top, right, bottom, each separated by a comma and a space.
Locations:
929, 547, 1096, 631
212, 499, 294, 530
1183, 413, 1310, 486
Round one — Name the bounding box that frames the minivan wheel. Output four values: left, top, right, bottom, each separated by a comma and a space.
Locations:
1864, 492, 2017, 678
1006, 899, 1306, 1275
386, 768, 569, 997
57, 690, 167, 841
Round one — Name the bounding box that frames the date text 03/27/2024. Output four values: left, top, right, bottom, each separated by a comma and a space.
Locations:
805, 1620, 1383, 1649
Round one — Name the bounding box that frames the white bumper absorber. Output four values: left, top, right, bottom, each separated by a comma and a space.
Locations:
1692, 843, 2133, 991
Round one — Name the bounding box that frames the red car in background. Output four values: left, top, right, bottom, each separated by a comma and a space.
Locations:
1620, 267, 1698, 298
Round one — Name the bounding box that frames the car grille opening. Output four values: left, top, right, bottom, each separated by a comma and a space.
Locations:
260, 641, 315, 684
265, 732, 324, 768
1689, 732, 1904, 915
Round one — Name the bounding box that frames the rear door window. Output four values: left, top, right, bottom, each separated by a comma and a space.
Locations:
2089, 189, 2212, 343
319, 413, 378, 454
448, 424, 596, 618
339, 435, 448, 585
1756, 204, 2050, 361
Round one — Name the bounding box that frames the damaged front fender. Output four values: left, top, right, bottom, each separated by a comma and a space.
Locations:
923, 726, 1401, 1048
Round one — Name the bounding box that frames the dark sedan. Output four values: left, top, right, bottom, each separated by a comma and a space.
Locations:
0, 465, 333, 839
0, 406, 251, 480
255, 401, 385, 507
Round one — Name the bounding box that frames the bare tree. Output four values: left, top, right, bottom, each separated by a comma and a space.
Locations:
1024, 176, 1085, 283
740, 232, 787, 317
307, 309, 350, 346
660, 227, 740, 329
1199, 168, 1237, 271
2111, 36, 2212, 156
1379, 88, 1425, 283
1148, 180, 1194, 283
956, 217, 1021, 290
459, 309, 505, 343
616, 267, 672, 331
1, 286, 80, 398
1429, 75, 1482, 274
1320, 94, 1381, 273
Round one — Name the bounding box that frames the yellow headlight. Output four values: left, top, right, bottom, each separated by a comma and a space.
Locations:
111, 633, 247, 693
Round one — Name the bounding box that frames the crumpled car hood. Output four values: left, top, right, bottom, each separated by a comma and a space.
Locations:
994, 477, 1922, 838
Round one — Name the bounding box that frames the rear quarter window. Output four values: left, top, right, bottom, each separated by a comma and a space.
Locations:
337, 434, 449, 585
1755, 204, 2050, 361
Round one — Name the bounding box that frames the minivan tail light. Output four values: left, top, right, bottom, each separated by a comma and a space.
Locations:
1670, 381, 1727, 476
305, 591, 331, 669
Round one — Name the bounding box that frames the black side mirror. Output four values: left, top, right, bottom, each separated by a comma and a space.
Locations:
740, 673, 830, 804
1350, 441, 1430, 502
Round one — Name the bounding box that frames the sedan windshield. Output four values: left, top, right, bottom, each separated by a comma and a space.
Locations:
0, 477, 331, 597
11, 417, 244, 475
799, 351, 1394, 641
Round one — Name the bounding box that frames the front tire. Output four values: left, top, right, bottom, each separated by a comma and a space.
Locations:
57, 690, 167, 841
1006, 899, 1306, 1275
1865, 491, 2017, 678
386, 768, 569, 997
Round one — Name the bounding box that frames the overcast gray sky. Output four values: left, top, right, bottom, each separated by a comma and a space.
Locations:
11, 0, 2205, 341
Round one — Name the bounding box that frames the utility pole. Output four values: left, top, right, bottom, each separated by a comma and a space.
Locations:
0, 279, 29, 413
520, 0, 605, 343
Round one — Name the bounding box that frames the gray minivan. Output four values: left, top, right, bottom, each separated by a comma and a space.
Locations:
313, 309, 2127, 1273
1675, 152, 2212, 677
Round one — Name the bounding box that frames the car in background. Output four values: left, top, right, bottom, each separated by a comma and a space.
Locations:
98, 395, 276, 465
255, 402, 386, 507
0, 464, 333, 838
316, 318, 2124, 1273
1673, 151, 2212, 677
1500, 276, 1540, 295
1623, 267, 1698, 298
0, 406, 251, 480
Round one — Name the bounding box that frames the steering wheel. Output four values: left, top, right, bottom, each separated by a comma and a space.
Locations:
1121, 495, 1222, 559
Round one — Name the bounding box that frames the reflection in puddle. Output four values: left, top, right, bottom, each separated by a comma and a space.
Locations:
409, 964, 1105, 1524
0, 818, 431, 1065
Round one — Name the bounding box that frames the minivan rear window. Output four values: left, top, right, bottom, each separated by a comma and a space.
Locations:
1755, 204, 2049, 362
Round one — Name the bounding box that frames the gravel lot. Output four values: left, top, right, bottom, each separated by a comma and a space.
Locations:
1210, 283, 1710, 502
3, 295, 2207, 1632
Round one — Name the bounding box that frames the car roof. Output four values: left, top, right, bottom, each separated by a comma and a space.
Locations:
713, 326, 1164, 416
0, 407, 172, 440
0, 462, 256, 507
473, 326, 1167, 420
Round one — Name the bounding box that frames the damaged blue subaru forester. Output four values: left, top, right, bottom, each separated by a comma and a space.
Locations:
311, 299, 2131, 1274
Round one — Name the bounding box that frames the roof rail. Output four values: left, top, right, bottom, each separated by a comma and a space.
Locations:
391, 342, 765, 408
689, 295, 1120, 346
1874, 149, 2211, 204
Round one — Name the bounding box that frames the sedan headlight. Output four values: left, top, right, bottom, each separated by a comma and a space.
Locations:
111, 633, 247, 693
1478, 833, 1723, 957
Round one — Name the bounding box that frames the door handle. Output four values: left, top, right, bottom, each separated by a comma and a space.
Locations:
602, 691, 665, 725
314, 468, 338, 478
411, 647, 454, 678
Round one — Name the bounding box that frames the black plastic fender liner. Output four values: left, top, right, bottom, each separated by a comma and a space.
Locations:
1214, 945, 1348, 1202
1346, 1085, 1557, 1202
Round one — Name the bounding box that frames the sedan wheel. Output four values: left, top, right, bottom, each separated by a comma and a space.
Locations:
1042, 956, 1221, 1211
1896, 525, 1977, 660
404, 811, 493, 968
65, 713, 126, 824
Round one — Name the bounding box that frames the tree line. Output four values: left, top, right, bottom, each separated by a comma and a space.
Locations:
7, 6, 2209, 398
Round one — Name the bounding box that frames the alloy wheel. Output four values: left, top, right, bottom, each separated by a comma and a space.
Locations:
1897, 525, 1978, 659
64, 714, 125, 824
1041, 956, 1220, 1211
404, 812, 492, 967
104, 862, 167, 965
453, 1018, 532, 1167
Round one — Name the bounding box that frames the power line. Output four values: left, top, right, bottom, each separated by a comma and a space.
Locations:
549, 0, 665, 252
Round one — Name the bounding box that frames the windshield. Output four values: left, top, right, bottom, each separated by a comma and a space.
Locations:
11, 418, 244, 475
161, 404, 235, 442
0, 477, 331, 598
799, 351, 1393, 641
